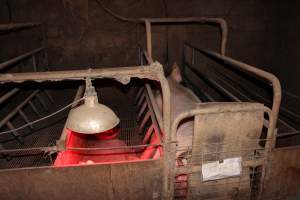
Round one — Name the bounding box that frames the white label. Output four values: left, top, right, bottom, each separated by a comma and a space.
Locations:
201, 157, 242, 181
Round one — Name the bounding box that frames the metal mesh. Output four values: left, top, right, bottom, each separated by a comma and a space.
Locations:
174, 139, 270, 200
0, 85, 144, 169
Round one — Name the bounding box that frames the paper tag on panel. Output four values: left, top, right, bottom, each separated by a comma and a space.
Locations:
201, 157, 242, 181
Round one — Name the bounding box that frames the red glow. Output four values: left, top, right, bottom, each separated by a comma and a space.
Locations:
95, 126, 120, 140
54, 125, 162, 167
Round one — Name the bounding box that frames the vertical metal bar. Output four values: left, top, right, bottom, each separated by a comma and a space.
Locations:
192, 48, 195, 66
6, 121, 23, 144
36, 94, 48, 111
18, 110, 34, 129
145, 20, 152, 59
32, 55, 37, 72
28, 100, 41, 117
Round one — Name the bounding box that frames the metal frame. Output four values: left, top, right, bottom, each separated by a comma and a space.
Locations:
142, 17, 228, 58
171, 103, 275, 199
0, 62, 172, 199
182, 45, 281, 131
140, 17, 281, 200
0, 17, 283, 200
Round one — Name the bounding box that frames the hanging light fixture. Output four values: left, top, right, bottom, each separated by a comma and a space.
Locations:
66, 78, 120, 134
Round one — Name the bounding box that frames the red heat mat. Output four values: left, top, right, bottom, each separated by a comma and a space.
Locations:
54, 128, 162, 166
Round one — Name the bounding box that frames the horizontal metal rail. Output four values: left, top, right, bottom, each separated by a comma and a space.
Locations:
0, 63, 165, 83
183, 59, 296, 132
0, 47, 44, 71
0, 22, 40, 32
183, 42, 281, 131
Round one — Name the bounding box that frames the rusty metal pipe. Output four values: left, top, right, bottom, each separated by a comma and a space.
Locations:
0, 22, 40, 32
197, 49, 282, 130
143, 17, 228, 58
0, 88, 20, 104
145, 84, 163, 130
0, 47, 44, 71
0, 63, 164, 83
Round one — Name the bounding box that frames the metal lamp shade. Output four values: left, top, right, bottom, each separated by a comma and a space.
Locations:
66, 100, 120, 134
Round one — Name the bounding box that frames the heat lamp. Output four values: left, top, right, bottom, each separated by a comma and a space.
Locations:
66, 78, 120, 134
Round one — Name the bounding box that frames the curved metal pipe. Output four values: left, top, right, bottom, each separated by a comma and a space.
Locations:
198, 49, 282, 130
143, 17, 228, 58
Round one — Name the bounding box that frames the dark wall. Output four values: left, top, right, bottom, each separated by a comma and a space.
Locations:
0, 0, 299, 95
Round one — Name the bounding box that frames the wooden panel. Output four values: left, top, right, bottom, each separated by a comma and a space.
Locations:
187, 109, 264, 200
262, 147, 300, 199
0, 160, 162, 200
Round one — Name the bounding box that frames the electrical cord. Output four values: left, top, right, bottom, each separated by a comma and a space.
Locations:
0, 97, 85, 136
94, 0, 140, 23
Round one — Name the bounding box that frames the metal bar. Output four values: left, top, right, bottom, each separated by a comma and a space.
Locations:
43, 91, 54, 103
36, 94, 48, 111
138, 111, 151, 133
18, 110, 34, 129
0, 146, 51, 154
210, 63, 300, 122
186, 62, 240, 101
32, 55, 37, 72
137, 93, 145, 109
143, 17, 228, 57
187, 60, 294, 131
0, 22, 40, 32
208, 66, 297, 131
140, 44, 171, 200
0, 64, 164, 83
0, 90, 39, 129
6, 121, 23, 144
145, 20, 153, 59
144, 89, 163, 143
187, 46, 281, 132
28, 100, 41, 117
0, 88, 20, 104
142, 124, 154, 145
137, 101, 147, 121
135, 87, 144, 104
277, 131, 300, 138
68, 143, 162, 151
145, 84, 163, 130
139, 39, 164, 129
0, 47, 44, 71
